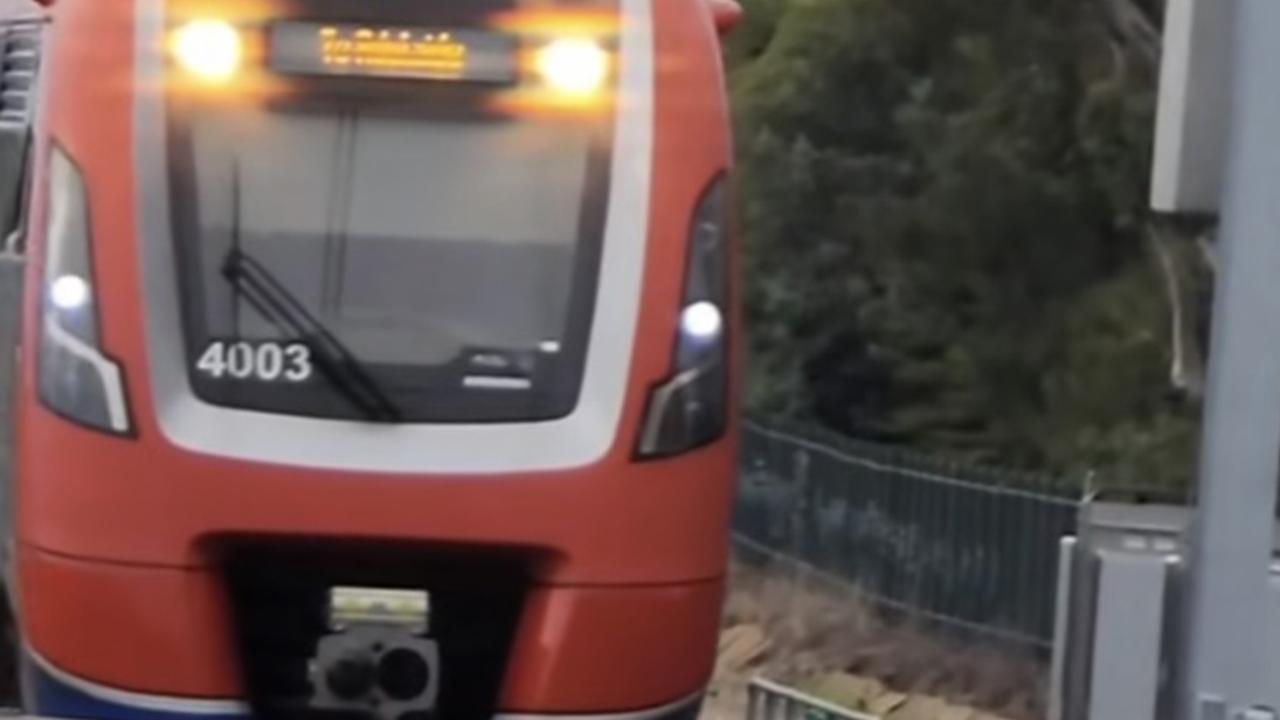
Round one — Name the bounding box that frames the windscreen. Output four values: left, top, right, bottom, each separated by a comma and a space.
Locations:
165, 1, 614, 423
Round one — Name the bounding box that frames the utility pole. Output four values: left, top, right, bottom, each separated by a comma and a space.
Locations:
1174, 0, 1280, 717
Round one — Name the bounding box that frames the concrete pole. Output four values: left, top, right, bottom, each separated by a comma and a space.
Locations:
1179, 1, 1280, 718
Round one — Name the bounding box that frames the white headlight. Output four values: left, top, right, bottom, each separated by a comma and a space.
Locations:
681, 301, 723, 342
50, 274, 89, 310
534, 38, 609, 96
172, 19, 243, 83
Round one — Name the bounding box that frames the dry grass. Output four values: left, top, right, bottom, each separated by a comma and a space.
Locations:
704, 555, 1046, 720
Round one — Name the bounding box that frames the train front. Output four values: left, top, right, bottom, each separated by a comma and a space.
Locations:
12, 0, 737, 718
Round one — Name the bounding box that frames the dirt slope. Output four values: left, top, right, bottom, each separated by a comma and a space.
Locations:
703, 558, 1044, 720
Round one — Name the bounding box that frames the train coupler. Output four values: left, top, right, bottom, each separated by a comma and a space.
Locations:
308, 587, 440, 720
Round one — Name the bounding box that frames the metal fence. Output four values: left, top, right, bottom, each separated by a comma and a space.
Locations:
734, 419, 1083, 649
745, 678, 880, 720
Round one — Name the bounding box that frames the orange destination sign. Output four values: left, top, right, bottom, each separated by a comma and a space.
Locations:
269, 22, 516, 83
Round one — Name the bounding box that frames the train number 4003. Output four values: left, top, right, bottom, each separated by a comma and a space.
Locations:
196, 341, 314, 382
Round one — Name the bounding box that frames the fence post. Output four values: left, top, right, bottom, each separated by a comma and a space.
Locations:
789, 447, 811, 613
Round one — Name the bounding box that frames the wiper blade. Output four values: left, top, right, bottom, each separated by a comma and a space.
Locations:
220, 163, 400, 422
223, 251, 403, 422
222, 249, 404, 422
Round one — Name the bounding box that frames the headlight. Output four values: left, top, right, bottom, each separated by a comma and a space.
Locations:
171, 19, 243, 83
637, 176, 730, 458
534, 38, 609, 96
37, 147, 131, 435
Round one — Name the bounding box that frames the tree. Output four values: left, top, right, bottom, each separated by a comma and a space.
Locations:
730, 0, 1204, 489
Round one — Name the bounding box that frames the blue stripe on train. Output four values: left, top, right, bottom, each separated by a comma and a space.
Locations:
25, 654, 249, 720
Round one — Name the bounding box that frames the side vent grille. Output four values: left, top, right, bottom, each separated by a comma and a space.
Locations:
0, 23, 40, 125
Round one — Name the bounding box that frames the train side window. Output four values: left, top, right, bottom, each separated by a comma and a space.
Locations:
0, 21, 42, 256
0, 124, 32, 254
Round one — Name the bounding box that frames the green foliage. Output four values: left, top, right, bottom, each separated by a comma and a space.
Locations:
730, 0, 1201, 489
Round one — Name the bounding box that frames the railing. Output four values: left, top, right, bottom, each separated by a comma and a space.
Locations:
745, 678, 880, 720
734, 419, 1083, 648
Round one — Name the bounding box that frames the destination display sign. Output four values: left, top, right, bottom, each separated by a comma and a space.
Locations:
269, 22, 517, 83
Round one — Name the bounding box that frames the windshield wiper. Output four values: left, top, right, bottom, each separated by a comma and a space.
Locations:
221, 166, 402, 422
222, 249, 404, 422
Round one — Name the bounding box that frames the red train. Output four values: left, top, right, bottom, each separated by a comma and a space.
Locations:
0, 0, 740, 718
